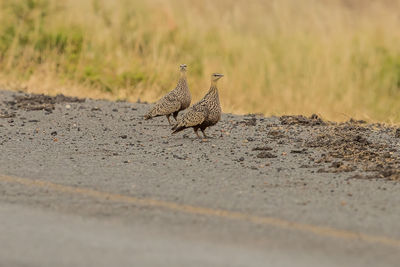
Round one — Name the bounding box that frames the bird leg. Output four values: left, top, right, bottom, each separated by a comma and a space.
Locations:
194, 128, 201, 139
166, 115, 172, 125
173, 111, 179, 121
201, 128, 208, 138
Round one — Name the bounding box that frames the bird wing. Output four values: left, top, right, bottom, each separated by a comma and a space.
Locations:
150, 94, 181, 116
181, 109, 206, 127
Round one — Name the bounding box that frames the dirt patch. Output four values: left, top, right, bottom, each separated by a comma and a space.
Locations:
5, 93, 85, 112
280, 114, 326, 126
305, 121, 400, 180
264, 114, 400, 181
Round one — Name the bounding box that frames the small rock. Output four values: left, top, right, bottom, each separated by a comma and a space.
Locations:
173, 154, 187, 160
256, 152, 277, 158
268, 130, 285, 139
243, 118, 257, 126
252, 146, 272, 151
290, 149, 308, 154
395, 128, 400, 138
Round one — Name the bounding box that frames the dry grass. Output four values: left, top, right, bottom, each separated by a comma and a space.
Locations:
1, 0, 400, 122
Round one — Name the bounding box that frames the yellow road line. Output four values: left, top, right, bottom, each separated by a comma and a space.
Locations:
1, 174, 399, 248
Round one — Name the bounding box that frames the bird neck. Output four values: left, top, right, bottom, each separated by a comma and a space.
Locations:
207, 82, 219, 97
177, 72, 187, 87
180, 71, 187, 80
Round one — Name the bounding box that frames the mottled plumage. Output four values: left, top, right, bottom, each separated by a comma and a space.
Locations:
172, 73, 223, 138
144, 64, 191, 125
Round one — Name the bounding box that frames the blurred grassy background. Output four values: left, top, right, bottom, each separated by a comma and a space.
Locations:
1, 0, 400, 122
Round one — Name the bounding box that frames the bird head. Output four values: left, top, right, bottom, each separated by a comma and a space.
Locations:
180, 64, 187, 72
211, 73, 224, 82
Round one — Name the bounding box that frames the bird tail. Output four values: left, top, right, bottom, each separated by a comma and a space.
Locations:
144, 109, 155, 120
144, 106, 157, 120
171, 123, 186, 134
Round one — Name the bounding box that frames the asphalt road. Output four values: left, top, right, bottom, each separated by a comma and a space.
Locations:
0, 90, 399, 266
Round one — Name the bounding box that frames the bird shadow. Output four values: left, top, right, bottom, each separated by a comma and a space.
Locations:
172, 135, 217, 141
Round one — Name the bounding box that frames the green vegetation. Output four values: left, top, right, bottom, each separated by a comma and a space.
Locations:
1, 0, 400, 122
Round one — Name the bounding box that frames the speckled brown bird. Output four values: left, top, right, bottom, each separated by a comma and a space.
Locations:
144, 64, 191, 125
172, 73, 223, 138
